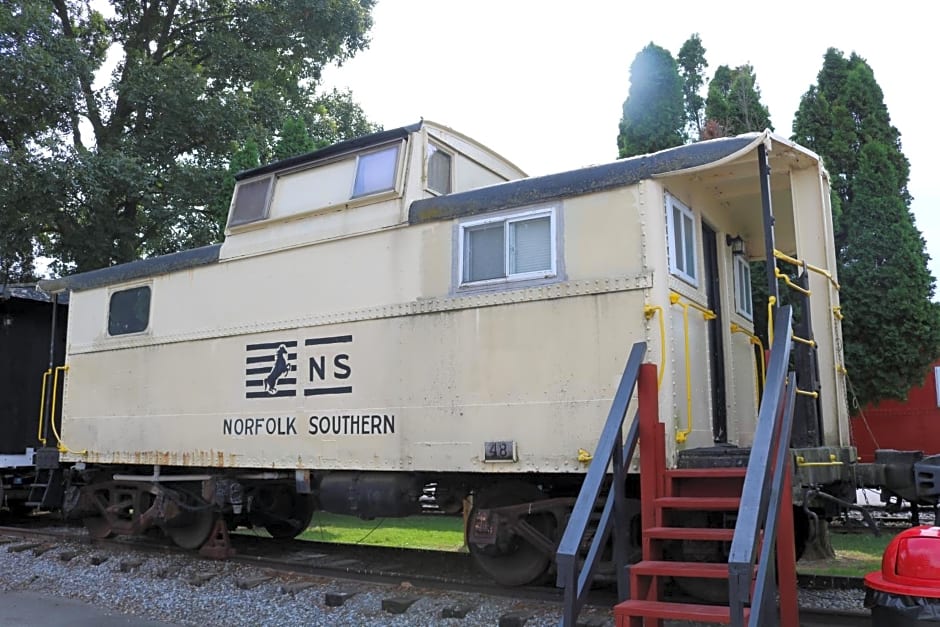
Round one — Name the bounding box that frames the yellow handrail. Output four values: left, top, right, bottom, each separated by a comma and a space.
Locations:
796, 389, 819, 398
795, 454, 843, 467
643, 304, 666, 388
792, 335, 816, 348
832, 306, 844, 321
774, 267, 811, 296
668, 292, 716, 444
730, 323, 766, 403
49, 365, 86, 455
774, 249, 840, 291
37, 369, 52, 446
767, 296, 776, 346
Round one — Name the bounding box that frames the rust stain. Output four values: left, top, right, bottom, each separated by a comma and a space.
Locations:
217, 450, 224, 467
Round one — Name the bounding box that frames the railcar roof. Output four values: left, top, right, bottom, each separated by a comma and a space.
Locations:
0, 283, 69, 304
39, 130, 810, 294
235, 122, 423, 181
39, 244, 221, 294
409, 134, 759, 224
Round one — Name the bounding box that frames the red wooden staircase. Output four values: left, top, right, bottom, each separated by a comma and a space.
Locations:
556, 306, 800, 627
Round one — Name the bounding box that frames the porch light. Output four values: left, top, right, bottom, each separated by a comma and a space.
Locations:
726, 234, 747, 257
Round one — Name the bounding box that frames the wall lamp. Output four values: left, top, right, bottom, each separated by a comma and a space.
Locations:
726, 234, 746, 257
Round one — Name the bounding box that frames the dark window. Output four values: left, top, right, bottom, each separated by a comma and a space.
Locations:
228, 176, 274, 227
109, 286, 151, 336
428, 144, 452, 194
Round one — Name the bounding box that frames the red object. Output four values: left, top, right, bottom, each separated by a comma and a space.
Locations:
852, 362, 940, 461
864, 526, 940, 598
615, 362, 798, 626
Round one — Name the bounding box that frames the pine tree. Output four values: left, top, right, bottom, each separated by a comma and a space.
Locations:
677, 34, 708, 140
704, 64, 773, 137
617, 43, 685, 158
793, 49, 940, 406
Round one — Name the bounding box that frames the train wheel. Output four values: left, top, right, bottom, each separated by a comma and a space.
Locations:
467, 481, 556, 587
264, 491, 316, 539
164, 489, 216, 550
83, 516, 114, 539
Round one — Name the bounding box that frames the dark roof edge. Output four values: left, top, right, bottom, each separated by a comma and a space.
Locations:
235, 122, 424, 181
39, 243, 222, 293
408, 135, 756, 225
0, 284, 69, 304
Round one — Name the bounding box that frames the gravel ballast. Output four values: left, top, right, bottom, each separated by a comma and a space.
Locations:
0, 536, 867, 626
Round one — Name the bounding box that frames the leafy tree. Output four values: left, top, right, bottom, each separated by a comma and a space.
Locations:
677, 34, 708, 140
703, 64, 773, 137
0, 0, 376, 274
793, 49, 940, 406
617, 43, 685, 158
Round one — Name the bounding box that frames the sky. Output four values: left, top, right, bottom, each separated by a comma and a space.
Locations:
321, 1, 940, 283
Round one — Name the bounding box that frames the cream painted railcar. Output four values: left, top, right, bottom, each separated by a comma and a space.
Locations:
41, 123, 849, 584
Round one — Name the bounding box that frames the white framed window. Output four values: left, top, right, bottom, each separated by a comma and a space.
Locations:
352, 144, 400, 198
734, 255, 753, 320
459, 208, 556, 286
934, 366, 940, 407
427, 142, 453, 195
666, 194, 698, 286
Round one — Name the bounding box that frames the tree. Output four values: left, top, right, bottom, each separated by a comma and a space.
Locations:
0, 0, 376, 274
793, 49, 940, 406
703, 64, 773, 137
617, 43, 685, 158
677, 34, 708, 140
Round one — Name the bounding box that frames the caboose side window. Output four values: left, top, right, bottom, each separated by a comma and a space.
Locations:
734, 255, 753, 320
228, 175, 274, 228
666, 194, 698, 286
352, 144, 400, 197
108, 286, 151, 336
427, 143, 453, 195
460, 208, 556, 285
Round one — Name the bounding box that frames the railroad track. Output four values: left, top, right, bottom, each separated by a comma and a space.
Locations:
0, 523, 871, 626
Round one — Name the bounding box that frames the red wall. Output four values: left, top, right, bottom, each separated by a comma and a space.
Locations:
851, 361, 940, 461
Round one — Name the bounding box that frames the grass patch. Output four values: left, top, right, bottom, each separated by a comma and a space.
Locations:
797, 531, 894, 578
294, 512, 466, 552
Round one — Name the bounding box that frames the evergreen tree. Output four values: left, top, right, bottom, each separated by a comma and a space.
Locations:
275, 118, 318, 162
617, 43, 685, 158
677, 34, 708, 140
703, 64, 773, 137
793, 49, 940, 406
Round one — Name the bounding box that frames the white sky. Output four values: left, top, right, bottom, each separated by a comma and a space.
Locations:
322, 0, 940, 284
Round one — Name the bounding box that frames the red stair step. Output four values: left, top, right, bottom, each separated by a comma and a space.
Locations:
614, 600, 748, 624
655, 496, 740, 510
644, 526, 735, 541
631, 560, 731, 579
664, 467, 747, 479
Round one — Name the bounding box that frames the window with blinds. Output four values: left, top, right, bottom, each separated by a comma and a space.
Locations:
666, 193, 698, 286
460, 208, 556, 285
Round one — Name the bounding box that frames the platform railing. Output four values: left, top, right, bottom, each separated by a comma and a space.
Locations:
728, 305, 799, 626
555, 342, 647, 627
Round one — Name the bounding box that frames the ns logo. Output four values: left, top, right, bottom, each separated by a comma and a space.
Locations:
244, 335, 353, 399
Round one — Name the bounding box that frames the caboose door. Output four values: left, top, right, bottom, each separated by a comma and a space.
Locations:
701, 222, 728, 443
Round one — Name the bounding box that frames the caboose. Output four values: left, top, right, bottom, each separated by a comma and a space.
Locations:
40, 122, 925, 588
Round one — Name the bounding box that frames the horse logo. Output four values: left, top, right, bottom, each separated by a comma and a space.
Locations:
264, 344, 291, 394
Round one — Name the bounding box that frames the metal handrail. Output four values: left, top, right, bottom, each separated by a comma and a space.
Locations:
728, 305, 795, 626
556, 342, 647, 627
